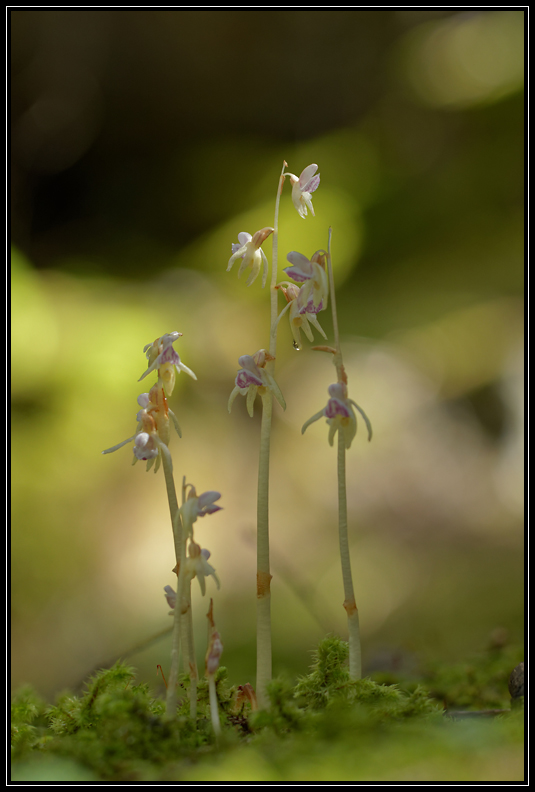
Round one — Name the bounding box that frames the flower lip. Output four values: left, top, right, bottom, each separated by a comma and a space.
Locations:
236, 370, 262, 389
325, 397, 351, 419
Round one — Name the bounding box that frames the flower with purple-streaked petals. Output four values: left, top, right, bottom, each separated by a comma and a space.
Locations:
227, 227, 273, 287
181, 485, 223, 536
287, 164, 320, 218
284, 250, 328, 310
140, 332, 196, 396
301, 382, 372, 449
228, 349, 286, 417
276, 282, 327, 349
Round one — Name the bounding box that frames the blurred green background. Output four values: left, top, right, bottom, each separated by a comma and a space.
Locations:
11, 10, 524, 700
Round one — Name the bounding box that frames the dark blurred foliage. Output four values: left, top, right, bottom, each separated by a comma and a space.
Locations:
11, 9, 524, 699
12, 9, 463, 272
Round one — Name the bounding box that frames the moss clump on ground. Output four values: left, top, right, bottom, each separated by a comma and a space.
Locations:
11, 637, 524, 782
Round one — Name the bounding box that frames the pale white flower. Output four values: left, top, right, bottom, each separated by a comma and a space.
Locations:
227, 227, 273, 287
287, 164, 320, 218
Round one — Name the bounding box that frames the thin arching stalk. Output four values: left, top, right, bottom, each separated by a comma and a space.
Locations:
337, 431, 362, 679
161, 451, 187, 718
327, 228, 362, 679
255, 160, 287, 707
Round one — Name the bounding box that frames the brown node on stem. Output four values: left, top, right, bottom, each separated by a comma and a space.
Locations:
257, 571, 273, 598
343, 597, 358, 617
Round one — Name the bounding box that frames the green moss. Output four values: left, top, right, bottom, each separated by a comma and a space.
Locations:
10, 638, 524, 782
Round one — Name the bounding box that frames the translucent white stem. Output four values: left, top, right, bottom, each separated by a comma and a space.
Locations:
255, 161, 287, 708
208, 674, 221, 737
256, 392, 273, 708
183, 582, 198, 720
165, 543, 187, 718
337, 430, 361, 679
161, 450, 187, 719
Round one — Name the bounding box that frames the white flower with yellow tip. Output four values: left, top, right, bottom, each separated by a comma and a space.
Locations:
227, 227, 274, 287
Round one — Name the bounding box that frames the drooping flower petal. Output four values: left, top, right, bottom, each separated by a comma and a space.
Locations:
227, 228, 273, 287
288, 164, 320, 218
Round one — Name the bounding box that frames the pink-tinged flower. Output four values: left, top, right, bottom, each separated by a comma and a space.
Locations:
287, 164, 320, 219
102, 386, 180, 473
164, 584, 177, 611
186, 541, 221, 596
227, 227, 274, 287
276, 282, 327, 349
301, 382, 372, 449
284, 250, 328, 310
165, 544, 220, 599
228, 349, 286, 416
181, 485, 222, 535
140, 332, 196, 396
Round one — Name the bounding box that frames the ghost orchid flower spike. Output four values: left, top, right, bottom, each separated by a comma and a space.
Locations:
301, 382, 372, 449
227, 227, 274, 287
140, 331, 197, 395
228, 349, 286, 416
287, 164, 320, 218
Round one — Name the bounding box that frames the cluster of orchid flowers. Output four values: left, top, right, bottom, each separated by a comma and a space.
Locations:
165, 483, 223, 608
102, 332, 195, 473
226, 163, 370, 449
227, 164, 332, 411
102, 331, 223, 643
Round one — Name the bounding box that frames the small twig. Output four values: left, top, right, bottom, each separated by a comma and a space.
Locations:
156, 664, 168, 689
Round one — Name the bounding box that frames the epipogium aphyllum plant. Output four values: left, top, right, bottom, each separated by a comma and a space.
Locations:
227, 162, 334, 704
102, 332, 223, 723
301, 228, 372, 679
